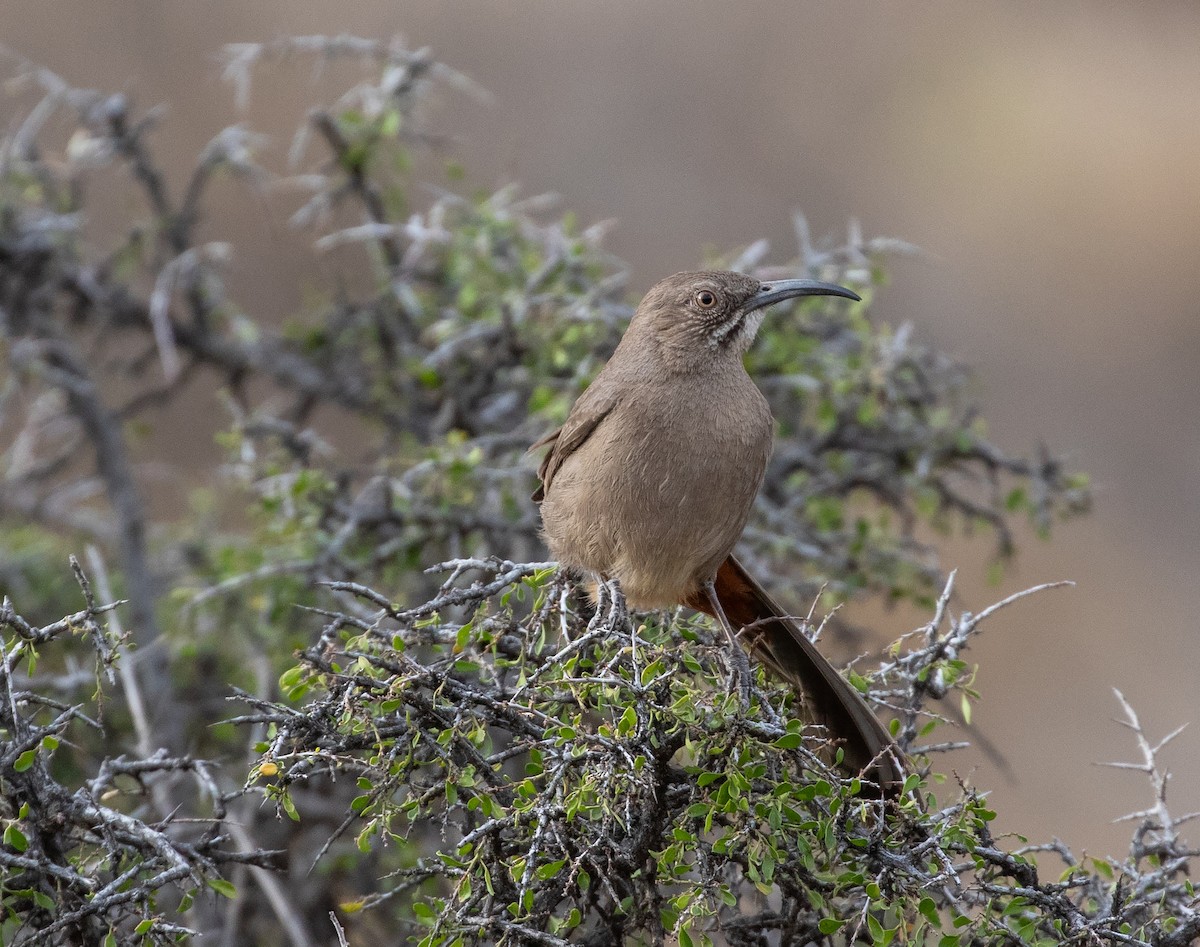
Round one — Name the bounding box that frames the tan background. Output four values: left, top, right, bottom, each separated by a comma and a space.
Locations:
6, 2, 1199, 856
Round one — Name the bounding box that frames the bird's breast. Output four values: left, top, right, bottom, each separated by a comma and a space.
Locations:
540, 367, 773, 607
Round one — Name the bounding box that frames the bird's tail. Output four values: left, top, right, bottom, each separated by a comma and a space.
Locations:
687, 555, 905, 795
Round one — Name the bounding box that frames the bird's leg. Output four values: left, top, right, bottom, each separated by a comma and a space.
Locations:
586, 578, 612, 635
607, 578, 629, 634
703, 579, 753, 707
587, 576, 630, 634
604, 579, 635, 671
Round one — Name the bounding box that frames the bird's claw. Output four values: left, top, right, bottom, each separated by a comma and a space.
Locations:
726, 644, 753, 709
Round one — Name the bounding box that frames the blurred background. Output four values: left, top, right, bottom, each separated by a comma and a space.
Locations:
5, 1, 1199, 855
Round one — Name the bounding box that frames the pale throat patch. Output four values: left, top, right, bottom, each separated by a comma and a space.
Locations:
707, 308, 765, 349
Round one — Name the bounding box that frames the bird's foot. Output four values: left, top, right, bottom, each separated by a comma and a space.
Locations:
586, 580, 611, 635
725, 642, 753, 710
607, 580, 629, 633
587, 577, 630, 636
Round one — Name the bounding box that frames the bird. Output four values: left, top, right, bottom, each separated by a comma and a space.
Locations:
530, 270, 904, 794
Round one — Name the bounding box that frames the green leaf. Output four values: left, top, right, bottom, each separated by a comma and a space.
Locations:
818, 917, 845, 935
412, 901, 436, 921
279, 665, 310, 702
13, 749, 37, 772
380, 109, 402, 139
868, 913, 895, 945
207, 878, 238, 899
4, 823, 28, 852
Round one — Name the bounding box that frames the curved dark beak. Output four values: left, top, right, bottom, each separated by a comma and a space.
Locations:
746, 278, 861, 314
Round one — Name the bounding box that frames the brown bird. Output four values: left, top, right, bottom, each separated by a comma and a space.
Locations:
531, 270, 904, 793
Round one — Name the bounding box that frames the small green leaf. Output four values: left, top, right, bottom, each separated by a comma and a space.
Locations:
818, 917, 845, 935
868, 913, 891, 944
207, 878, 238, 899
4, 823, 28, 852
380, 109, 402, 138
412, 901, 435, 921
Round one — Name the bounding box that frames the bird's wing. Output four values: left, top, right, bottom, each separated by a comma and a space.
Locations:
529, 391, 618, 502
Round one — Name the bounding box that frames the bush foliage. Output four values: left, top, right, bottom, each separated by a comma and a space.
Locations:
1, 35, 1194, 947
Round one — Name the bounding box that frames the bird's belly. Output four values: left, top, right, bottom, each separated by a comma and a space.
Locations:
541, 408, 770, 609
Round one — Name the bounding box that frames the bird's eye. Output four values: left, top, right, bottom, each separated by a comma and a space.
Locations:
695, 290, 718, 309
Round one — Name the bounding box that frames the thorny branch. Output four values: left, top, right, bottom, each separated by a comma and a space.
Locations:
0, 33, 1118, 946
0, 568, 278, 947
241, 557, 1196, 946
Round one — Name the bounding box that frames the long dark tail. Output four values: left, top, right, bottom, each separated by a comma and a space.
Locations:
688, 555, 905, 795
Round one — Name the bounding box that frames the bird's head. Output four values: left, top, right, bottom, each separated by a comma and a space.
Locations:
632, 270, 860, 363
